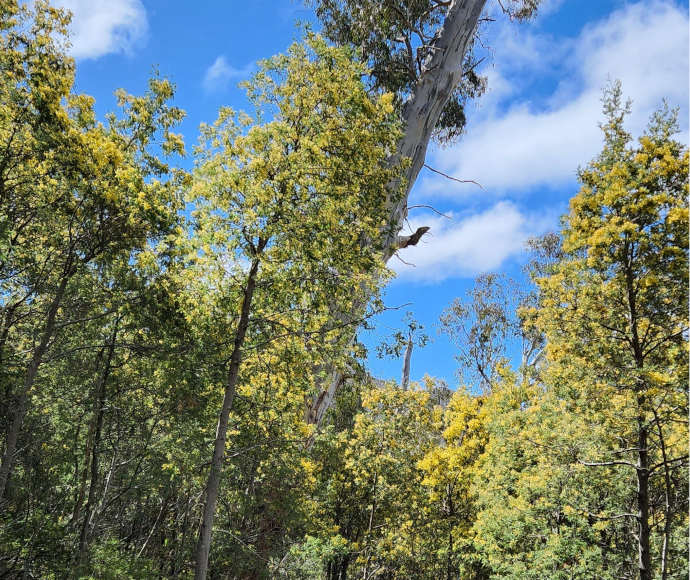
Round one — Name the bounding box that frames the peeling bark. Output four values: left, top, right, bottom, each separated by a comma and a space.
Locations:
383, 0, 488, 260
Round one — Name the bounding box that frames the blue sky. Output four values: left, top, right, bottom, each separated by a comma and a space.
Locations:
55, 0, 689, 389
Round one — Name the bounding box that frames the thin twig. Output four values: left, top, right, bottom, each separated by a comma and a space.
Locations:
394, 253, 416, 267
407, 204, 452, 219
578, 459, 637, 469
423, 163, 483, 189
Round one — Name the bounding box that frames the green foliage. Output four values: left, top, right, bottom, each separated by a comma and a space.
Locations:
376, 312, 429, 359
0, 1, 187, 576
307, 0, 487, 142
440, 273, 519, 391
80, 539, 156, 580
182, 34, 405, 577
275, 535, 350, 579
307, 381, 449, 579
471, 87, 689, 579
307, 0, 540, 143
2, 2, 686, 579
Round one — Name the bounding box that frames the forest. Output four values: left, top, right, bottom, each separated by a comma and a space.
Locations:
0, 0, 688, 578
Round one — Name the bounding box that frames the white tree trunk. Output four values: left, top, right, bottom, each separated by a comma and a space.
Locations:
401, 336, 413, 390
308, 0, 488, 424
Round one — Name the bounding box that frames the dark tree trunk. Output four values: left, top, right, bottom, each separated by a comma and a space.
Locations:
77, 323, 118, 567
635, 408, 651, 580
626, 257, 652, 580
72, 346, 107, 525
652, 408, 672, 580
0, 270, 71, 500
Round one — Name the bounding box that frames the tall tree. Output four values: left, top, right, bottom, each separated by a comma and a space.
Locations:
187, 36, 402, 579
0, 0, 185, 500
306, 0, 542, 422
528, 85, 689, 579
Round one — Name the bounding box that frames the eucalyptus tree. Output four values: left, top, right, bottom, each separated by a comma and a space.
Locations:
376, 312, 429, 390
440, 274, 517, 393
305, 0, 543, 423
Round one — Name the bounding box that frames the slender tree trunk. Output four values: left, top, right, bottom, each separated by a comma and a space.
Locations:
652, 408, 672, 580
340, 554, 349, 580
401, 335, 413, 390
77, 324, 117, 568
362, 470, 377, 580
308, 0, 488, 424
446, 484, 455, 580
0, 302, 17, 401
625, 256, 652, 580
172, 492, 192, 578
72, 346, 107, 525
137, 494, 170, 560
446, 528, 453, 580
635, 406, 651, 580
0, 271, 71, 499
194, 256, 261, 580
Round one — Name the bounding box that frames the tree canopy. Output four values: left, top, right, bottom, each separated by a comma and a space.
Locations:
0, 2, 687, 579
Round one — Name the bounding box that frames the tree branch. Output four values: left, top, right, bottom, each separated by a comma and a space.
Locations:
423, 163, 483, 188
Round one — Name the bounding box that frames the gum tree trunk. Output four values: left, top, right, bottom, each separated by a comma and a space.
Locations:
401, 335, 413, 390
307, 0, 488, 424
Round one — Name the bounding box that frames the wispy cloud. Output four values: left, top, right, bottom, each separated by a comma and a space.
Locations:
53, 0, 148, 60
420, 0, 688, 198
202, 56, 254, 93
391, 202, 555, 283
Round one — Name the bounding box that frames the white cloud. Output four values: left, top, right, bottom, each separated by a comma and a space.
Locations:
391, 202, 554, 282
53, 0, 148, 59
202, 56, 254, 93
424, 0, 689, 197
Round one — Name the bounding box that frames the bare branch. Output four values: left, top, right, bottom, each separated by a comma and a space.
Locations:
407, 204, 452, 219
423, 163, 483, 189
578, 459, 637, 469
393, 253, 416, 267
